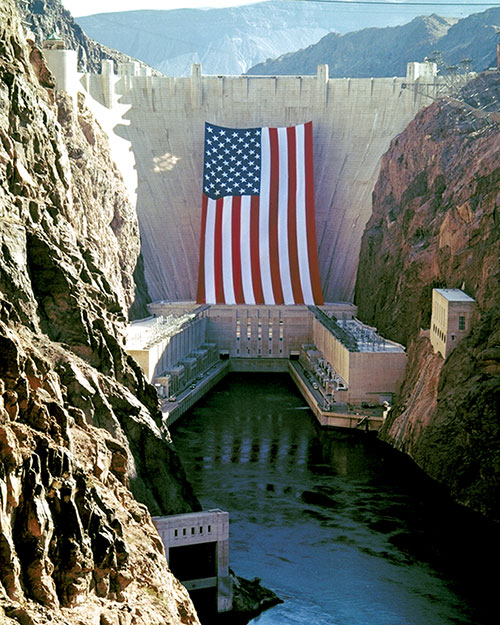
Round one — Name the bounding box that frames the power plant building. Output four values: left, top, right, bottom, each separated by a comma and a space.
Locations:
132, 302, 407, 421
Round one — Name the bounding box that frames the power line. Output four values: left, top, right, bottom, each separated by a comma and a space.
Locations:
289, 1, 500, 6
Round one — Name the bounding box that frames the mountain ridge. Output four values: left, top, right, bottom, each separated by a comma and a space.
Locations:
75, 1, 471, 77
247, 7, 500, 77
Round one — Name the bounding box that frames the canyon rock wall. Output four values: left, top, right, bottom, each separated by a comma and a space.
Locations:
355, 77, 500, 520
0, 1, 200, 622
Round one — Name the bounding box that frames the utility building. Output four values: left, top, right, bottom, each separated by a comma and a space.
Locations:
42, 32, 78, 103
406, 60, 437, 81
430, 288, 476, 358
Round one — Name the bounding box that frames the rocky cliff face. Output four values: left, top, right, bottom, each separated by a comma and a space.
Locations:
355, 74, 500, 521
0, 1, 200, 622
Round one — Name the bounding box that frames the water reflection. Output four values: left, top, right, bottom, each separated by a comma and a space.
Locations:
172, 373, 499, 625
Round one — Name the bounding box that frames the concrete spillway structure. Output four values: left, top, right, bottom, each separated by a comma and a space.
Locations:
83, 63, 440, 303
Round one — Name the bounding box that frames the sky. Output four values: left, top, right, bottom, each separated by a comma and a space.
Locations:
61, 0, 500, 19
61, 0, 259, 17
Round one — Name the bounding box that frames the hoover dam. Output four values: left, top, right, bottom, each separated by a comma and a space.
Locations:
43, 44, 460, 434
77, 60, 441, 303
3, 3, 499, 623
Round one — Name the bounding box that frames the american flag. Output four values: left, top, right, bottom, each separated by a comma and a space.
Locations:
196, 121, 323, 305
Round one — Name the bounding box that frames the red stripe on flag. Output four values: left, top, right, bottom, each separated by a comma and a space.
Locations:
196, 194, 208, 304
214, 199, 225, 304
304, 121, 323, 305
232, 197, 244, 304
250, 195, 264, 304
287, 126, 304, 304
268, 127, 284, 305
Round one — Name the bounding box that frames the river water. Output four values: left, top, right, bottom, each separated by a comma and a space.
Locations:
171, 373, 498, 625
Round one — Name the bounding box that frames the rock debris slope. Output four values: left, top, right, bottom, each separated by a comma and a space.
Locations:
0, 1, 200, 623
355, 75, 500, 521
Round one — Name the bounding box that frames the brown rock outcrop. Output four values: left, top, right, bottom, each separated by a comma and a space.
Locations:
355, 75, 500, 521
1, 0, 199, 622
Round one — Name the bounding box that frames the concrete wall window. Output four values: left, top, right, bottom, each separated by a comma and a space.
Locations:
459, 316, 466, 330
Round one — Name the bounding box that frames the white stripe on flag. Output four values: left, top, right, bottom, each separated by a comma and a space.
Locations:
295, 124, 314, 305
259, 128, 274, 305
222, 196, 235, 304
240, 195, 255, 304
204, 199, 217, 304
277, 126, 294, 305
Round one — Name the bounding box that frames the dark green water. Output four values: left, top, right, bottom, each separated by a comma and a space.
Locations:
171, 373, 498, 625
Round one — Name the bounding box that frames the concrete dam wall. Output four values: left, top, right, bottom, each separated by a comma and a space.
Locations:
85, 64, 439, 303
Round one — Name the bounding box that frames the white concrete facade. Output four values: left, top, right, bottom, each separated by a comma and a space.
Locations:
42, 48, 78, 103
126, 310, 209, 382
80, 62, 445, 305
311, 312, 407, 404
406, 61, 437, 82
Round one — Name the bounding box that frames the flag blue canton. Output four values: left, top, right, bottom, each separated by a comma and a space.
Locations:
203, 123, 261, 199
